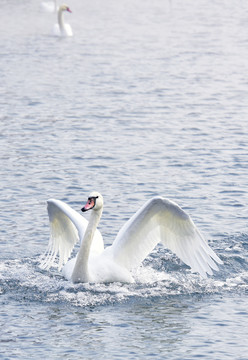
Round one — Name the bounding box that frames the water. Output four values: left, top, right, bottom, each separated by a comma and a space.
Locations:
1, 0, 248, 358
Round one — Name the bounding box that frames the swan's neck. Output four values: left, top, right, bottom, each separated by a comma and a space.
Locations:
58, 9, 65, 31
71, 209, 102, 283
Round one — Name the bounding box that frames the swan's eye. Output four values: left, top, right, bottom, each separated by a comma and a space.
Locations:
88, 196, 98, 202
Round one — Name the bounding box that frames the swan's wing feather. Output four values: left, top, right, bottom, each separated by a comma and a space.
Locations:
111, 197, 222, 278
40, 199, 82, 270
40, 199, 103, 270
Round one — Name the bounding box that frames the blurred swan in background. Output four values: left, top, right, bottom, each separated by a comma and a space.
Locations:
40, 192, 223, 284
41, 0, 58, 13
53, 4, 73, 37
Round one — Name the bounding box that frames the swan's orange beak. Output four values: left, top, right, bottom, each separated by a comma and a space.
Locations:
67, 7, 72, 13
81, 197, 95, 212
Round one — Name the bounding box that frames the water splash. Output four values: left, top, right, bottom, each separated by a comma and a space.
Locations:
1, 235, 247, 307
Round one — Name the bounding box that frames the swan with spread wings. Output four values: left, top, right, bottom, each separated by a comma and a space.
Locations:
40, 192, 222, 283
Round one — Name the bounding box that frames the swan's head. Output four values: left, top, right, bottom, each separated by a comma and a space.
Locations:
81, 192, 103, 212
60, 4, 72, 13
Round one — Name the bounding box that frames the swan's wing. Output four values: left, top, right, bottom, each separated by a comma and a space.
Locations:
110, 197, 222, 278
40, 199, 104, 271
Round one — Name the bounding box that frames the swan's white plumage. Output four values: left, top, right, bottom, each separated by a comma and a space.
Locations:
53, 23, 73, 37
40, 199, 104, 271
40, 194, 222, 283
41, 0, 58, 13
110, 197, 221, 278
53, 4, 73, 37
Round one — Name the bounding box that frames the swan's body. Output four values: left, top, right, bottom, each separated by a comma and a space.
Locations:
53, 4, 73, 37
40, 192, 222, 283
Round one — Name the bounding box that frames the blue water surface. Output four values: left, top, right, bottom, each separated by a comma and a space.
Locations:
0, 0, 248, 359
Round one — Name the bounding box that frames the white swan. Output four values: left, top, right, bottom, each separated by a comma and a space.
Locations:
40, 192, 223, 283
53, 4, 73, 37
41, 0, 58, 13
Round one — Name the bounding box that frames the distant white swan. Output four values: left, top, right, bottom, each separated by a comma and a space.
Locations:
53, 4, 73, 37
40, 192, 222, 283
41, 0, 58, 13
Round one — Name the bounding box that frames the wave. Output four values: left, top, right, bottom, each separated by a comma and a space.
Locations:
0, 233, 247, 307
